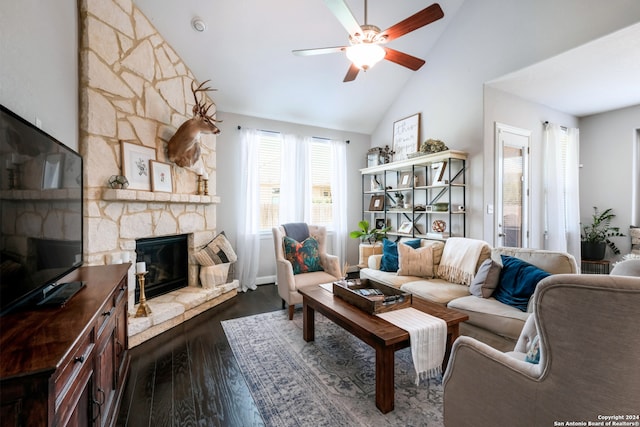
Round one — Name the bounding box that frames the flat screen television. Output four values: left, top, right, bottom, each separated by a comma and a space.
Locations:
0, 104, 84, 315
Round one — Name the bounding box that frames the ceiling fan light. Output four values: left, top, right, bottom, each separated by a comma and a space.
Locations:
346, 43, 385, 70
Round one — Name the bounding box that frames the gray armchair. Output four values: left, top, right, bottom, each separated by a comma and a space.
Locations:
272, 224, 341, 319
443, 273, 640, 426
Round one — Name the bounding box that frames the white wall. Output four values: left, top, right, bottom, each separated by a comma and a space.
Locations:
370, 0, 640, 241
579, 104, 640, 258
0, 0, 78, 150
483, 87, 579, 248
215, 112, 371, 283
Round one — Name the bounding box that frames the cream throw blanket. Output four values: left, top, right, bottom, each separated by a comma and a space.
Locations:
377, 308, 446, 384
437, 237, 487, 285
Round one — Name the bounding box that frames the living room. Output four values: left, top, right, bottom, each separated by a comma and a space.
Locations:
1, 0, 639, 425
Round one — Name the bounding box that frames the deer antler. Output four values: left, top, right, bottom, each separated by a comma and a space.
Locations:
191, 80, 217, 119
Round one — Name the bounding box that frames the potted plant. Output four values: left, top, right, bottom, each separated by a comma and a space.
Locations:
350, 220, 390, 267
581, 207, 625, 260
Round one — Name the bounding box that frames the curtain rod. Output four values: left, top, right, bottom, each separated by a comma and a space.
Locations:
237, 125, 349, 143
543, 121, 568, 131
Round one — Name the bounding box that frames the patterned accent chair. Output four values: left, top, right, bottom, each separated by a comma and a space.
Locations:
272, 224, 341, 319
443, 273, 640, 426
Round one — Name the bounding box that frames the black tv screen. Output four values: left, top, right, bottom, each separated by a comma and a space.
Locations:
0, 104, 83, 315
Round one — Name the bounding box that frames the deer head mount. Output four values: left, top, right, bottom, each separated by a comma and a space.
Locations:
167, 80, 221, 168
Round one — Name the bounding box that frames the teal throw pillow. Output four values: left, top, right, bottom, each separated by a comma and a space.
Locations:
525, 335, 541, 364
283, 236, 323, 275
380, 238, 421, 272
493, 255, 551, 311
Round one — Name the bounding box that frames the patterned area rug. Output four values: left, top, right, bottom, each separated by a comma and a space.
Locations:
222, 309, 444, 427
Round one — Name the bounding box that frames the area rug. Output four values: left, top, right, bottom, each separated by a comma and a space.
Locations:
222, 309, 443, 427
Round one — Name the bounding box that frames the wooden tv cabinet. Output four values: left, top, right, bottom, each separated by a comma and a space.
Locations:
0, 264, 130, 426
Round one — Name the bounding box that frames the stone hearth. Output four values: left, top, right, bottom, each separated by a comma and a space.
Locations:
79, 0, 235, 347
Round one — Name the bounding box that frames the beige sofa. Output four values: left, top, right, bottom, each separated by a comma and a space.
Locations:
359, 238, 578, 351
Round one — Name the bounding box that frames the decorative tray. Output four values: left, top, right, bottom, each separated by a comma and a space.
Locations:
332, 278, 412, 314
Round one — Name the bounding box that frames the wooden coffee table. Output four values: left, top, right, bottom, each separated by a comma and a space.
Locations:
298, 283, 468, 413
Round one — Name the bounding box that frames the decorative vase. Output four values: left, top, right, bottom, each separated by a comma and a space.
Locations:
581, 242, 606, 260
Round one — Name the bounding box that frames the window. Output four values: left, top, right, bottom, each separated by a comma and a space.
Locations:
257, 134, 334, 231
258, 133, 281, 229
309, 141, 332, 225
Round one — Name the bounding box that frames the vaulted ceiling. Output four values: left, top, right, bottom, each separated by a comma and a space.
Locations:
134, 0, 640, 134
134, 0, 465, 134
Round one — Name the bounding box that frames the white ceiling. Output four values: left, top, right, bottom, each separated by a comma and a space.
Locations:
487, 22, 640, 117
134, 0, 465, 134
134, 1, 639, 134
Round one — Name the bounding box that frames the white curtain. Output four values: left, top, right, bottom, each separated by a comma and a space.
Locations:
330, 138, 348, 267
543, 123, 581, 263
236, 128, 259, 292
279, 133, 311, 223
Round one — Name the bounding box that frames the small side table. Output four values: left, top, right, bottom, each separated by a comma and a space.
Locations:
581, 259, 610, 274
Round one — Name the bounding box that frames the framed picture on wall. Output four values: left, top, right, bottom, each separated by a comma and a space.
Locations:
392, 113, 420, 161
121, 141, 156, 190
150, 160, 173, 192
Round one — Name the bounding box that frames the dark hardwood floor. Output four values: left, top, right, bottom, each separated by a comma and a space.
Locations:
116, 284, 283, 427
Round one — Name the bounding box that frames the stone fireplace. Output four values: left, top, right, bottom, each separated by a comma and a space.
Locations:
78, 0, 237, 347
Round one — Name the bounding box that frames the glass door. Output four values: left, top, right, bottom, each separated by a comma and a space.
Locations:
495, 123, 530, 248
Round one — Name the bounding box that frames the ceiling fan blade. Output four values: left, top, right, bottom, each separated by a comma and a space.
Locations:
343, 64, 360, 82
292, 46, 346, 56
380, 3, 444, 42
383, 47, 426, 71
324, 0, 363, 38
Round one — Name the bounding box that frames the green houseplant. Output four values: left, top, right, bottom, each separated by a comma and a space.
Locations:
349, 220, 390, 244
581, 207, 625, 260
350, 220, 390, 267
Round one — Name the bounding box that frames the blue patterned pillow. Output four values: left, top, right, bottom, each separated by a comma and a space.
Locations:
380, 238, 421, 272
283, 236, 323, 275
493, 255, 551, 311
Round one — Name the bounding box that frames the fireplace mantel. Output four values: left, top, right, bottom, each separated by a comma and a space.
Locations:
103, 189, 220, 204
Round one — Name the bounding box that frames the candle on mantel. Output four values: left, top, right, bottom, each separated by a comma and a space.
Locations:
136, 262, 146, 274
197, 167, 204, 176
202, 172, 209, 180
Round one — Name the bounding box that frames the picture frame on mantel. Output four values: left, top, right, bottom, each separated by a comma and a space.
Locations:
150, 160, 173, 192
392, 113, 420, 161
121, 141, 156, 191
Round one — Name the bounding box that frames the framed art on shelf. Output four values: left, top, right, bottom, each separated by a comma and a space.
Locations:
398, 221, 413, 234
369, 195, 385, 211
121, 141, 156, 190
150, 160, 173, 192
398, 172, 412, 188
392, 113, 420, 161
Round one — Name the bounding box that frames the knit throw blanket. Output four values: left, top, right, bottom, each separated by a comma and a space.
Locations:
377, 308, 446, 384
437, 237, 488, 285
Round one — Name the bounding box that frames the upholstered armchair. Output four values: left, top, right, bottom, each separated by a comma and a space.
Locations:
443, 273, 640, 427
272, 224, 341, 319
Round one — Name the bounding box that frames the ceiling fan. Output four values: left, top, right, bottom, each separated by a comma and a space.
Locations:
293, 0, 444, 82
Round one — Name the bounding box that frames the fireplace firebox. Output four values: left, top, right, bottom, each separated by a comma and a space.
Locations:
135, 234, 188, 303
